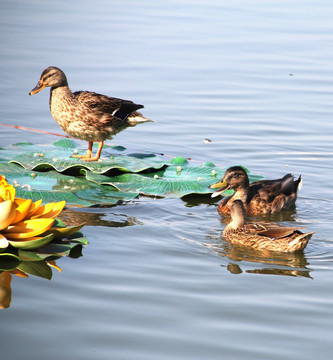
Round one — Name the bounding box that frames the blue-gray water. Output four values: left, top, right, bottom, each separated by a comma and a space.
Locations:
1, 1, 333, 359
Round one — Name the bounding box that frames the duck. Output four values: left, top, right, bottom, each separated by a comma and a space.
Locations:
29, 66, 153, 161
209, 166, 302, 215
223, 200, 314, 252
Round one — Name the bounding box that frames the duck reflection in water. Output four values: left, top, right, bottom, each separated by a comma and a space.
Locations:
59, 207, 141, 228
208, 240, 312, 278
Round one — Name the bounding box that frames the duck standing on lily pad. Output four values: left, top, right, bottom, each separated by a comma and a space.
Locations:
29, 66, 154, 161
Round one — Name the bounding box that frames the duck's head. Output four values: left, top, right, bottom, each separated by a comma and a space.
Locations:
210, 166, 249, 198
29, 66, 68, 95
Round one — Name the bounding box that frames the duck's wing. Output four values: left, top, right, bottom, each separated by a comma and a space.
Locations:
257, 226, 305, 239
245, 221, 305, 238
247, 174, 302, 213
74, 91, 143, 120
249, 174, 302, 198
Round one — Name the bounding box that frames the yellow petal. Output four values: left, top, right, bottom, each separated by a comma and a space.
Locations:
27, 199, 43, 218
3, 218, 55, 239
14, 198, 25, 206
7, 184, 16, 201
12, 199, 33, 224
0, 183, 16, 202
32, 201, 66, 219
0, 200, 15, 231
0, 175, 8, 186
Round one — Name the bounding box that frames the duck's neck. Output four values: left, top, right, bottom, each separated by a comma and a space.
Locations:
49, 86, 75, 132
225, 215, 245, 232
232, 187, 248, 204
50, 85, 73, 103
49, 85, 74, 112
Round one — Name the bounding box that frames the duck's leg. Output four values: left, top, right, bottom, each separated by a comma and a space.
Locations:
83, 141, 103, 162
71, 141, 93, 160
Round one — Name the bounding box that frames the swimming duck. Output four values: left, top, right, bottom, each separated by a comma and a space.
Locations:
210, 166, 302, 215
29, 66, 153, 161
223, 200, 314, 252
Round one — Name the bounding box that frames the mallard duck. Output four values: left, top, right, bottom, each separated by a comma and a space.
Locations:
210, 166, 302, 215
29, 66, 153, 161
223, 200, 314, 252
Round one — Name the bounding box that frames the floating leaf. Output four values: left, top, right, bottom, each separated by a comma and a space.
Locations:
83, 165, 263, 198
9, 140, 168, 174
0, 141, 264, 205
171, 157, 189, 166
43, 224, 85, 239
18, 249, 59, 262
37, 242, 84, 258
52, 139, 77, 149
8, 233, 55, 250
17, 260, 53, 280
0, 252, 21, 271
0, 163, 138, 206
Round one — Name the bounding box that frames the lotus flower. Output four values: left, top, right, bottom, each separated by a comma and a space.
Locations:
0, 175, 82, 250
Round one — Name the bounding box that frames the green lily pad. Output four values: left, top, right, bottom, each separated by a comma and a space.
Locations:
83, 165, 263, 198
0, 140, 264, 205
8, 139, 168, 174
0, 163, 138, 206
170, 156, 189, 166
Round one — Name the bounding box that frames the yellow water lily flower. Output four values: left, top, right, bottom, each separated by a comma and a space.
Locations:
0, 174, 79, 250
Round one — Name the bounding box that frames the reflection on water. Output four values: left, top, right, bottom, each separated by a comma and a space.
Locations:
60, 207, 142, 227
222, 244, 311, 278
0, 272, 12, 309
214, 206, 299, 226
0, 207, 142, 309
182, 193, 223, 207
0, 260, 61, 309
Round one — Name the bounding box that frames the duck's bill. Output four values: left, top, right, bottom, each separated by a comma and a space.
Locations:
29, 81, 45, 95
209, 179, 228, 198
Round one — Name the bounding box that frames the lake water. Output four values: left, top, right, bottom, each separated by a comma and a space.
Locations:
1, 0, 333, 359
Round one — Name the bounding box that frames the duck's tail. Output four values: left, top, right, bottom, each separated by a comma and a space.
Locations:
287, 231, 315, 252
127, 111, 155, 126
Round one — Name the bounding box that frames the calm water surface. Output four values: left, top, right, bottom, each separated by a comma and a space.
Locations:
1, 1, 333, 359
